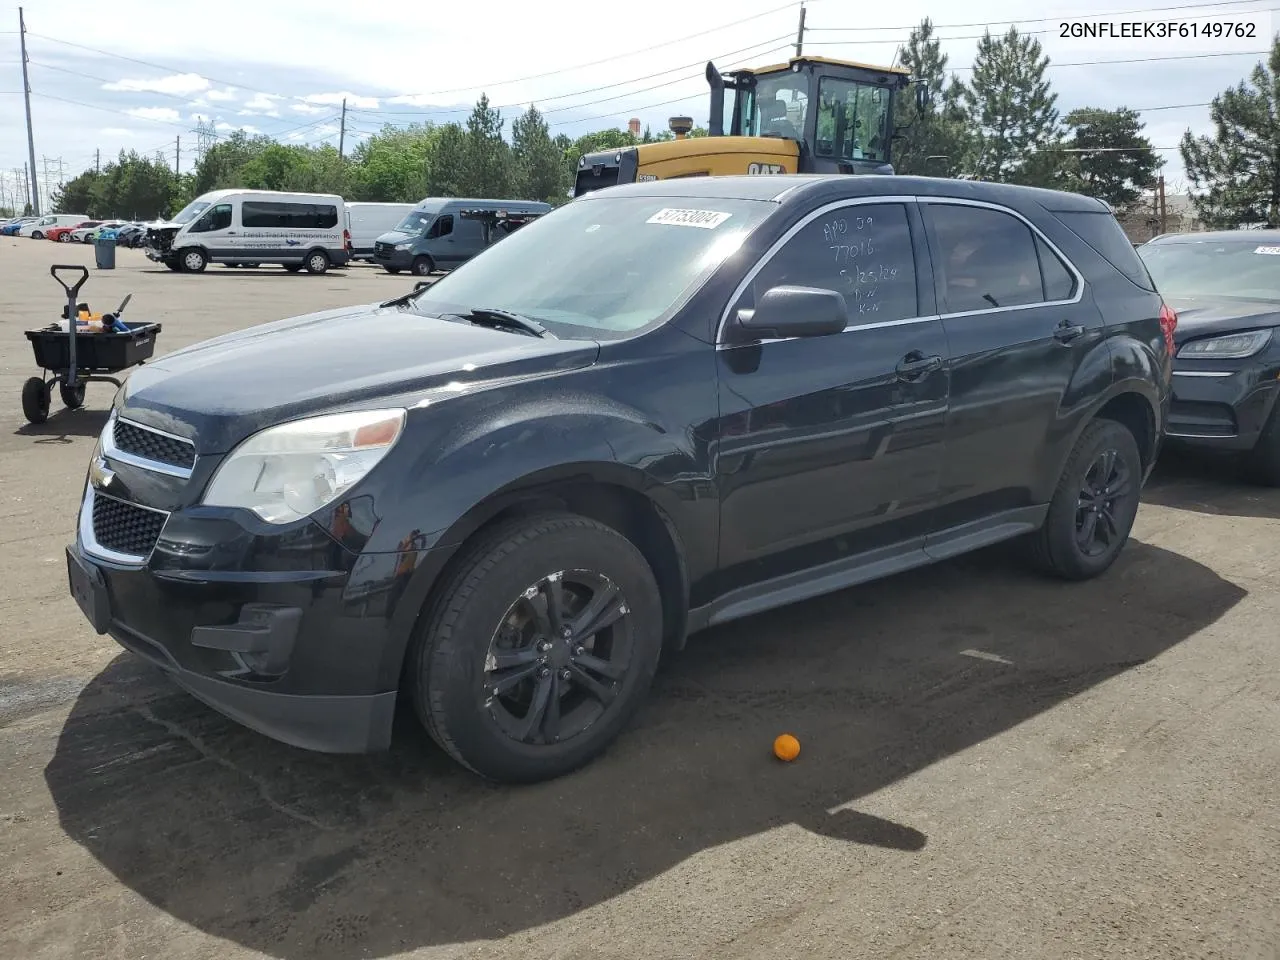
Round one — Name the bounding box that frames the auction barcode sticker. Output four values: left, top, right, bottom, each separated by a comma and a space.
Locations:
647, 208, 732, 229
1254, 246, 1280, 255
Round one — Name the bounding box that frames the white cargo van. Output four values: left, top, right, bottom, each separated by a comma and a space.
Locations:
144, 189, 349, 273
19, 214, 88, 239
345, 202, 415, 262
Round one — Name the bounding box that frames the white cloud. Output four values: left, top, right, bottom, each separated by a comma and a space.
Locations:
291, 102, 327, 115
304, 91, 379, 109
103, 73, 210, 96
206, 87, 238, 102
240, 93, 282, 116
100, 127, 134, 137
125, 106, 182, 122
216, 122, 261, 134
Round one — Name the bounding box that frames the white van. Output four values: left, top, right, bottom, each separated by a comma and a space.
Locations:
19, 214, 88, 239
345, 202, 415, 262
144, 189, 349, 273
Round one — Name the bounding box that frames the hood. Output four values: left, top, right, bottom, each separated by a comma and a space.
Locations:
376, 230, 419, 245
1167, 296, 1280, 346
120, 302, 600, 453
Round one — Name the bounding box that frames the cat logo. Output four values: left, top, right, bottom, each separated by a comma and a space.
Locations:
747, 163, 787, 175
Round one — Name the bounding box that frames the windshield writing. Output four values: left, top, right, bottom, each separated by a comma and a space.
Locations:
1139, 240, 1280, 301
395, 211, 436, 234
411, 197, 775, 339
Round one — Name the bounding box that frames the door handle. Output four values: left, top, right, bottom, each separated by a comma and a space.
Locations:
1054, 320, 1085, 343
896, 352, 943, 380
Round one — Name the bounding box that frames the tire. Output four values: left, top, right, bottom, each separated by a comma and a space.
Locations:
383, 267, 402, 275
1027, 418, 1143, 581
411, 256, 433, 277
1247, 403, 1280, 485
410, 512, 664, 783
304, 250, 329, 275
180, 248, 207, 272
284, 264, 303, 273
31, 231, 43, 240
59, 382, 86, 409
163, 258, 181, 272
58, 233, 71, 243
21, 378, 49, 424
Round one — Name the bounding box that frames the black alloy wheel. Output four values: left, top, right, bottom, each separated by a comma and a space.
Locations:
1074, 447, 1132, 558
483, 569, 634, 746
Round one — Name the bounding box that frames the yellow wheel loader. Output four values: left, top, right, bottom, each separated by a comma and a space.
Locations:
572, 56, 928, 197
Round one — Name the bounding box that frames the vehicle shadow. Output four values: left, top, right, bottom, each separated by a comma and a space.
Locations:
44, 540, 1243, 959
12, 407, 109, 441
1142, 447, 1280, 521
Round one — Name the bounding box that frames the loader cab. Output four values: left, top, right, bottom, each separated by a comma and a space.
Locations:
718, 57, 916, 176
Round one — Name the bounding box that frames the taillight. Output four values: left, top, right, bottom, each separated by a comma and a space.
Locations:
1159, 301, 1177, 358
343, 228, 351, 252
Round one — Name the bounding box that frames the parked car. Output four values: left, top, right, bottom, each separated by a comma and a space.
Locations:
345, 201, 416, 262
48, 220, 99, 243
0, 217, 35, 236
67, 175, 1173, 783
373, 197, 551, 276
115, 222, 153, 247
19, 214, 87, 239
71, 220, 125, 243
1137, 229, 1280, 483
144, 189, 350, 273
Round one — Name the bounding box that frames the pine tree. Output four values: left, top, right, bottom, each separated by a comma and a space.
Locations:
1062, 107, 1161, 210
893, 18, 970, 177
462, 94, 511, 196
1181, 39, 1280, 227
962, 26, 1059, 183
511, 105, 567, 203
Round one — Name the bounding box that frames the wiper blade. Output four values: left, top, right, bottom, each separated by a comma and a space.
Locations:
462, 307, 554, 338
380, 281, 431, 309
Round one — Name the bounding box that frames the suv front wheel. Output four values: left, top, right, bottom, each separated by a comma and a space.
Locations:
1029, 418, 1143, 581
409, 512, 664, 783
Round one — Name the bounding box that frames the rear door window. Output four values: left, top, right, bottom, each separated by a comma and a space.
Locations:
1054, 210, 1154, 290
924, 203, 1050, 314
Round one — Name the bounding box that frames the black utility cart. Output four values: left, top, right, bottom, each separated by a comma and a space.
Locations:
21, 264, 162, 424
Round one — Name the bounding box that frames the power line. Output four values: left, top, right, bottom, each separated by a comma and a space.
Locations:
947, 49, 1268, 71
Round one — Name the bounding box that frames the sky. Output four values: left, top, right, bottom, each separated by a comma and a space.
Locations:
0, 0, 1274, 210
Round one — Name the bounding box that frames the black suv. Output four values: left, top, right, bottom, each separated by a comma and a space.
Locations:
1137, 230, 1280, 483
66, 175, 1173, 783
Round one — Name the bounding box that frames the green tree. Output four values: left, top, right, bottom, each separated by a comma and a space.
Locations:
1061, 107, 1161, 209
962, 26, 1059, 183
426, 123, 469, 196
189, 130, 276, 195
462, 94, 511, 196
511, 105, 568, 203
893, 18, 971, 177
54, 171, 102, 216
1181, 40, 1280, 227
348, 124, 435, 201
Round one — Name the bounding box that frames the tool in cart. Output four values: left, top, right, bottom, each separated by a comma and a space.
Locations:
21, 265, 162, 425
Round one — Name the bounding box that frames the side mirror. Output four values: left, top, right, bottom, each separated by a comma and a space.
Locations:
915, 83, 930, 112
727, 285, 848, 342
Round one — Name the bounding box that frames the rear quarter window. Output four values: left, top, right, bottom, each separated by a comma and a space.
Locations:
1053, 210, 1155, 291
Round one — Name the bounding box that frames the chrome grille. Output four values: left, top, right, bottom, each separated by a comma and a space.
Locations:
111, 417, 196, 471
91, 491, 167, 557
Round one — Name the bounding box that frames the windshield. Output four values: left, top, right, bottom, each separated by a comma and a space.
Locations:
395, 209, 438, 234
410, 196, 776, 339
740, 70, 809, 139
171, 199, 211, 224
817, 78, 891, 164
1139, 239, 1280, 302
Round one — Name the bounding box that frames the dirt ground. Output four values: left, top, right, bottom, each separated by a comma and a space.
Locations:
1, 236, 1278, 960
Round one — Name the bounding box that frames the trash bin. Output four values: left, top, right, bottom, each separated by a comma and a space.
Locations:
94, 231, 117, 270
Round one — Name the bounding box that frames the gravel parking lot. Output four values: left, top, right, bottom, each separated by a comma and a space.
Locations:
1, 236, 1278, 960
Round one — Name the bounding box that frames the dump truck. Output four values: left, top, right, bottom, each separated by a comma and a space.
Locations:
572, 55, 927, 197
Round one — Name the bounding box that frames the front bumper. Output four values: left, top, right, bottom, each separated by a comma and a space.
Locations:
1166, 361, 1280, 451
373, 245, 414, 269
66, 481, 417, 754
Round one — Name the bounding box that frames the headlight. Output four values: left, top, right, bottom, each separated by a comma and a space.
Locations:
394, 242, 412, 251
202, 408, 406, 523
1178, 329, 1273, 359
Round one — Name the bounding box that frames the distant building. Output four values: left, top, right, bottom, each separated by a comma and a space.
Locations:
1116, 193, 1204, 242
628, 118, 641, 137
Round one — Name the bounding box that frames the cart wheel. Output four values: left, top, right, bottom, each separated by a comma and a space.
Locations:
180, 248, 208, 272
60, 382, 86, 409
21, 377, 50, 424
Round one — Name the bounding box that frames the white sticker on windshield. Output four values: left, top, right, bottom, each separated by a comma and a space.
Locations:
1255, 245, 1280, 255
647, 208, 732, 229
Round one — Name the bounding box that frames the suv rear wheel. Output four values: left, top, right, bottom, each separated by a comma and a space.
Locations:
1029, 418, 1143, 581
409, 512, 664, 783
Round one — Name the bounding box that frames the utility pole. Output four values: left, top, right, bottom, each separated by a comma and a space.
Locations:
19, 7, 40, 216
338, 97, 347, 159
95, 148, 100, 174
794, 2, 806, 57
1158, 175, 1167, 235
22, 163, 30, 214
175, 136, 180, 177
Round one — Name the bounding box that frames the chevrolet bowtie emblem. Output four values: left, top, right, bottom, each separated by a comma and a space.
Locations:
89, 456, 114, 489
